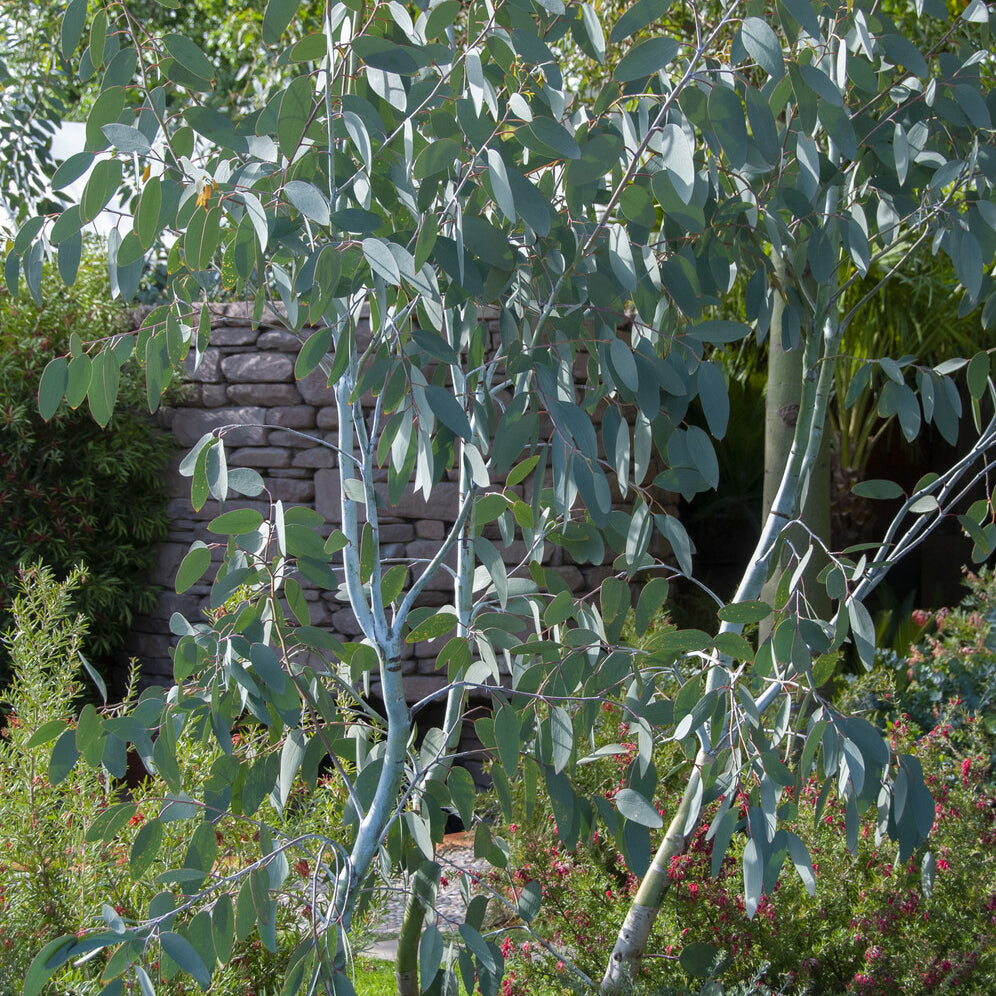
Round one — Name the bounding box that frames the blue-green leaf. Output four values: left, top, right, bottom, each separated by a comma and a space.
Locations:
164, 34, 216, 81
38, 357, 68, 420
285, 180, 331, 225
614, 37, 679, 83
420, 925, 444, 991
486, 148, 516, 223
424, 385, 472, 440
615, 787, 663, 828
101, 124, 152, 154
263, 0, 301, 45
741, 17, 784, 79
521, 118, 580, 159
278, 76, 314, 160
362, 237, 401, 285
61, 0, 88, 59
160, 932, 211, 989
176, 542, 212, 593
689, 320, 750, 344
610, 0, 671, 43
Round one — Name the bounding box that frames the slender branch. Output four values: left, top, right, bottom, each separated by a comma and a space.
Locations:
395, 484, 478, 630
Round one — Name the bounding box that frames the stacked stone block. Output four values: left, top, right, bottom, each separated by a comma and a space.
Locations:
121, 303, 679, 715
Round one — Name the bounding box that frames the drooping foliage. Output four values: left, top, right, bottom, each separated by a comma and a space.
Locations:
10, 0, 996, 994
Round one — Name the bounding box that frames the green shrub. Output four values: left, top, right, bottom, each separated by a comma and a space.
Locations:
494, 701, 996, 995
0, 565, 380, 995
0, 255, 173, 691
651, 716, 996, 995
898, 569, 996, 739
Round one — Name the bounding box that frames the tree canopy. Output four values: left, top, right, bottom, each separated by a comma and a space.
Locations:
12, 0, 996, 994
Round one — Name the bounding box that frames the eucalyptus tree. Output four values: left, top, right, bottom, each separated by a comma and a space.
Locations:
14, 0, 996, 994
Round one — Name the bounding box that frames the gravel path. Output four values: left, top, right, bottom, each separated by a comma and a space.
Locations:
372, 833, 489, 937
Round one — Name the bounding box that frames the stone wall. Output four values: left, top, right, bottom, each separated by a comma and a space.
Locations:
122, 303, 679, 715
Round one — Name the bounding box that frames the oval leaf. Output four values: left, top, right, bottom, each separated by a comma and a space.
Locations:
176, 543, 212, 593
851, 479, 904, 500
208, 509, 264, 534
615, 787, 663, 828
38, 357, 68, 420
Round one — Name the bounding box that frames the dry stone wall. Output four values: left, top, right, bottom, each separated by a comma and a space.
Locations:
122, 303, 679, 712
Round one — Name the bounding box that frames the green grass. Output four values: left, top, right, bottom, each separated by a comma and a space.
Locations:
351, 958, 400, 996
350, 956, 484, 996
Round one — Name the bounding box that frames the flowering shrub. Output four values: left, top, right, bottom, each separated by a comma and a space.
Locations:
494, 698, 995, 996
492, 710, 690, 995
655, 716, 996, 994
897, 569, 996, 742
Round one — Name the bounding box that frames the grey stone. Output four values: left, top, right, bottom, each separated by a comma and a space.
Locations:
150, 542, 189, 588
267, 477, 315, 502
299, 599, 333, 627
315, 470, 342, 520
166, 497, 270, 522
405, 587, 449, 606
379, 524, 415, 542
145, 591, 200, 622
211, 326, 259, 346
267, 429, 317, 448
220, 353, 294, 383
293, 447, 337, 469
184, 348, 223, 383
200, 384, 230, 407
581, 565, 614, 589
266, 406, 317, 429
389, 481, 462, 521
416, 520, 445, 540
212, 301, 285, 326
163, 455, 191, 498
227, 382, 303, 406
331, 608, 364, 636
229, 446, 291, 469
416, 656, 446, 674
553, 565, 584, 591
124, 630, 175, 660
316, 406, 338, 429
394, 675, 448, 705
298, 366, 334, 405
170, 407, 267, 446
289, 650, 331, 675
406, 540, 458, 567
258, 330, 303, 351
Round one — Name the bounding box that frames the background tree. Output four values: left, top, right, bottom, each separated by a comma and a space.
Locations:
0, 253, 173, 692
12, 1, 996, 995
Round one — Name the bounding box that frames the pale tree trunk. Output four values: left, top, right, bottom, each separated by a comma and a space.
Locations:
330, 363, 409, 955
396, 419, 476, 996
601, 766, 704, 985
601, 306, 845, 993
759, 269, 832, 639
